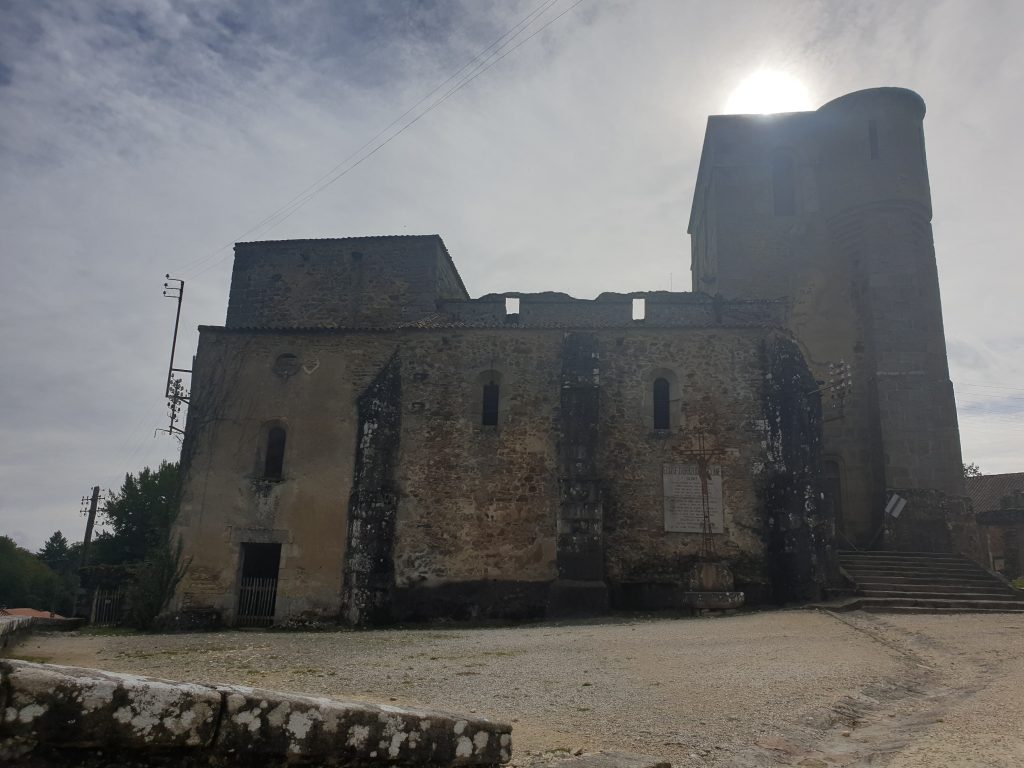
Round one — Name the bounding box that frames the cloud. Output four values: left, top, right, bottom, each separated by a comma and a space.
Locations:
2, 0, 1022, 547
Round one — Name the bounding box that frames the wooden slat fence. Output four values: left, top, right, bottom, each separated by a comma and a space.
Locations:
90, 587, 123, 627
237, 576, 278, 627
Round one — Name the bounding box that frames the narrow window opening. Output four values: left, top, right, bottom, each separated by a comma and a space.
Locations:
632, 297, 646, 321
482, 381, 500, 426
868, 120, 879, 160
652, 378, 670, 430
264, 426, 286, 480
505, 297, 520, 315
772, 152, 796, 216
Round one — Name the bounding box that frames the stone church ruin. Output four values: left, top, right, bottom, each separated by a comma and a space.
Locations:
171, 87, 968, 626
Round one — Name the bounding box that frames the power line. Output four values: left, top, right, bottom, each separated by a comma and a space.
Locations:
173, 0, 561, 276
178, 0, 585, 280
188, 0, 588, 278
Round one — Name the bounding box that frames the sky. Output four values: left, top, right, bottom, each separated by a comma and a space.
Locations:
1, 0, 1022, 550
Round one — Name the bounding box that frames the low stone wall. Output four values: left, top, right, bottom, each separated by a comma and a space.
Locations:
0, 617, 34, 650
0, 660, 512, 767
0, 616, 86, 651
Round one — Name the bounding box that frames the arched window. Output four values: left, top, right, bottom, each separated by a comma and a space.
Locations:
652, 378, 671, 430
772, 151, 796, 216
482, 380, 500, 426
264, 426, 286, 480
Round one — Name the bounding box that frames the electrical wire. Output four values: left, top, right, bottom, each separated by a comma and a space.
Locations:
177, 0, 585, 280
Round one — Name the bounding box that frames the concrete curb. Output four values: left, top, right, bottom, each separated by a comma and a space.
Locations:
0, 659, 512, 766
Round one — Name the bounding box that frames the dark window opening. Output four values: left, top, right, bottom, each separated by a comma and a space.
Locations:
264, 426, 286, 480
653, 378, 670, 430
868, 120, 879, 160
772, 152, 796, 216
482, 382, 500, 426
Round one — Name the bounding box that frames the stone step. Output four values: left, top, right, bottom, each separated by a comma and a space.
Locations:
840, 556, 985, 567
846, 573, 1001, 586
837, 550, 968, 559
835, 552, 970, 565
859, 605, 1024, 615
851, 596, 1024, 611
842, 566, 995, 579
843, 561, 987, 573
860, 589, 1023, 601
856, 581, 1016, 596
838, 557, 971, 567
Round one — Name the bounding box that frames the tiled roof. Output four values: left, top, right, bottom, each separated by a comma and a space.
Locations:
966, 472, 1024, 513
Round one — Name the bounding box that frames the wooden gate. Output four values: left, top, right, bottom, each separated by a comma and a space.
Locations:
236, 576, 278, 627
90, 587, 123, 626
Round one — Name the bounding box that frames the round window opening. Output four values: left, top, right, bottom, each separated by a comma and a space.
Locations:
272, 353, 301, 378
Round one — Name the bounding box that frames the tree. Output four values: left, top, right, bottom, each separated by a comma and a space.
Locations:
84, 461, 188, 629
93, 461, 180, 565
36, 530, 80, 615
963, 462, 983, 478
38, 530, 72, 572
0, 536, 65, 612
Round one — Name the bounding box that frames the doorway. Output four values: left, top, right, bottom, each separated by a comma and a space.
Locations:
236, 542, 281, 627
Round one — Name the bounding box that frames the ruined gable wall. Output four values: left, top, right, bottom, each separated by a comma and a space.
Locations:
174, 328, 397, 622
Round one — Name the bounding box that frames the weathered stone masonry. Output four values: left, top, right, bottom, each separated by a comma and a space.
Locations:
172, 238, 830, 625
0, 659, 511, 767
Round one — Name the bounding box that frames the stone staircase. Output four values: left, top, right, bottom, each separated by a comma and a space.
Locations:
834, 550, 1024, 614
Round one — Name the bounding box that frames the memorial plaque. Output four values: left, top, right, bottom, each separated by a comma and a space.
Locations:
663, 463, 724, 533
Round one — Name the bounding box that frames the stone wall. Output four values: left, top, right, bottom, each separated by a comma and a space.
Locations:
174, 319, 826, 624
438, 292, 786, 329
0, 659, 511, 767
226, 236, 467, 329
173, 329, 398, 623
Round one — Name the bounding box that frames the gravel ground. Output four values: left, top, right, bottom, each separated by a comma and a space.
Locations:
9, 610, 1024, 766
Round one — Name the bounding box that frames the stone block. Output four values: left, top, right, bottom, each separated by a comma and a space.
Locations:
215, 683, 511, 764
2, 660, 513, 766
686, 561, 735, 592
0, 660, 220, 761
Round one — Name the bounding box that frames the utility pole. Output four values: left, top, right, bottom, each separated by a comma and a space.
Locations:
160, 276, 191, 438
80, 486, 99, 569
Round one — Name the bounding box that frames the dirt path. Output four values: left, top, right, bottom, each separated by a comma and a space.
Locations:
7, 610, 1023, 766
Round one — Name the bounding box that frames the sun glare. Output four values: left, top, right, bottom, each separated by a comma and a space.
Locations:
724, 70, 813, 115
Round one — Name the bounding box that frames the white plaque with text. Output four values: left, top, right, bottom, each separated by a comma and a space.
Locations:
663, 463, 724, 533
